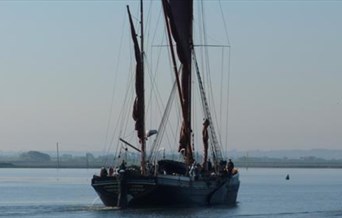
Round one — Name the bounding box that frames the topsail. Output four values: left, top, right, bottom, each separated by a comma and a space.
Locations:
127, 6, 145, 142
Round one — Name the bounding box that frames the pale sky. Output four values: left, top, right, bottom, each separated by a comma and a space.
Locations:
0, 0, 341, 153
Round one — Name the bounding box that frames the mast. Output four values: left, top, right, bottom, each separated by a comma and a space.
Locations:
127, 1, 145, 175
140, 0, 146, 176
56, 142, 60, 169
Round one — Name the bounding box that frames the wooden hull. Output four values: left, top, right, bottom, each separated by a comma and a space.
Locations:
91, 173, 239, 207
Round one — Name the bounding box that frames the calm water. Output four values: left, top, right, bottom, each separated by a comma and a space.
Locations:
0, 168, 341, 217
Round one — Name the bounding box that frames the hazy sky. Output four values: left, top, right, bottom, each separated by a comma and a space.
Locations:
0, 1, 341, 153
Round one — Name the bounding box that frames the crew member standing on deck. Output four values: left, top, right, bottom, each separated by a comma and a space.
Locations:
227, 159, 234, 175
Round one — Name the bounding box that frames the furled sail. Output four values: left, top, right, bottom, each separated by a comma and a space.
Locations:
202, 119, 210, 171
127, 6, 144, 142
162, 0, 194, 164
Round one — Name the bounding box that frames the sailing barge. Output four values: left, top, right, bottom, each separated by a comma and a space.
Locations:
92, 0, 240, 208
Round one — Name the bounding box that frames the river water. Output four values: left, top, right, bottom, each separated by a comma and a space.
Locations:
0, 168, 341, 217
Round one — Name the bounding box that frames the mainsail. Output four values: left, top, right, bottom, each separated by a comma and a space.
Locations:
162, 0, 194, 165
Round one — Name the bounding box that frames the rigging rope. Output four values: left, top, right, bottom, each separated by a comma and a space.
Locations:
102, 12, 128, 166
148, 81, 177, 164
219, 0, 232, 158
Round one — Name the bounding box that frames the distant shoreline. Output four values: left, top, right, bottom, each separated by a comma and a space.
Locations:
1, 161, 342, 169
2, 149, 342, 169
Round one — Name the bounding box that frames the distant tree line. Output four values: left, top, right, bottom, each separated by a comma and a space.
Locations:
2, 150, 342, 168
20, 151, 51, 162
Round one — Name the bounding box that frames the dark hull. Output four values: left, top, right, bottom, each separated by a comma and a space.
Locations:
91, 173, 239, 208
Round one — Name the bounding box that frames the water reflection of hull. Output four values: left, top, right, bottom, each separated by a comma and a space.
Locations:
91, 172, 240, 207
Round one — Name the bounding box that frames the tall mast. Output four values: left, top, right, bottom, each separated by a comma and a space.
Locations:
140, 0, 146, 175
127, 1, 146, 175
56, 142, 60, 169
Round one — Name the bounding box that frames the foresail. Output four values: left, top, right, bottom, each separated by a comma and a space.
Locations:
162, 0, 194, 164
127, 6, 144, 142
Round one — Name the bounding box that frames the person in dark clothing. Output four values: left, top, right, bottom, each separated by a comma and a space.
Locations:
100, 167, 108, 177
120, 160, 126, 170
202, 119, 210, 171
207, 159, 213, 172
227, 159, 234, 175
